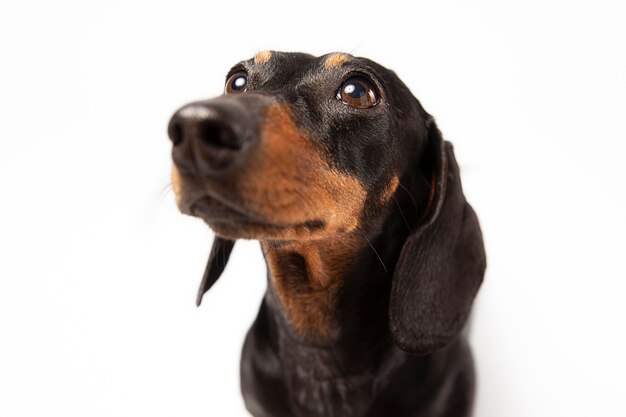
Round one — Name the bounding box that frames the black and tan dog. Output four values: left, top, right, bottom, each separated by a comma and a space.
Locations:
168, 51, 486, 417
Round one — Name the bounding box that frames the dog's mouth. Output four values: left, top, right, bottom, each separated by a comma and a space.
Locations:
188, 194, 325, 240
190, 194, 256, 223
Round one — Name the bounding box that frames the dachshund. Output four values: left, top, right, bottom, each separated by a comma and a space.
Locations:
168, 51, 486, 417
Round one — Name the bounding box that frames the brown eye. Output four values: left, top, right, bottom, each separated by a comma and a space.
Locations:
225, 72, 248, 94
336, 77, 378, 108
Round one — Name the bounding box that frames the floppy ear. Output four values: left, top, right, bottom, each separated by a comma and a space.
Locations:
389, 119, 486, 355
196, 236, 236, 306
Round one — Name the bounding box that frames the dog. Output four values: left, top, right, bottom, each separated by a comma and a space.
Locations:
168, 51, 486, 417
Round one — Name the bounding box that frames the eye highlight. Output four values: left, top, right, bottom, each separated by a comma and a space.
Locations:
336, 77, 378, 108
225, 71, 248, 94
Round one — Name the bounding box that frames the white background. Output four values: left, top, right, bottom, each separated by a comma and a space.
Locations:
1, 1, 625, 416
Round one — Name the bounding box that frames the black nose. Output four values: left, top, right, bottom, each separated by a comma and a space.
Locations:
168, 107, 240, 149
168, 98, 258, 174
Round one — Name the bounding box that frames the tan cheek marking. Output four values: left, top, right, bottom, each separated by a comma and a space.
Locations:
254, 50, 272, 64
239, 104, 366, 235
315, 170, 365, 231
380, 175, 400, 203
324, 53, 349, 68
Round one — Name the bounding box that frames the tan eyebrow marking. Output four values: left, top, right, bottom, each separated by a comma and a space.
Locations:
254, 51, 272, 64
324, 53, 349, 68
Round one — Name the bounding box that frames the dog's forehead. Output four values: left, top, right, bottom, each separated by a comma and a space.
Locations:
230, 51, 393, 86
248, 51, 356, 69
250, 50, 318, 66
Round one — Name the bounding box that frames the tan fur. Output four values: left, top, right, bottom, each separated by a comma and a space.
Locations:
231, 103, 366, 239
171, 165, 183, 208
254, 51, 272, 64
381, 175, 399, 203
263, 234, 365, 341
171, 164, 209, 215
324, 53, 349, 68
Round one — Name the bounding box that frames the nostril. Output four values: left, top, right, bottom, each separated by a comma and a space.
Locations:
199, 120, 240, 150
168, 118, 184, 146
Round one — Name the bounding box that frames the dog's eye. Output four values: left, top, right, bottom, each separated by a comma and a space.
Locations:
225, 72, 248, 94
336, 77, 378, 108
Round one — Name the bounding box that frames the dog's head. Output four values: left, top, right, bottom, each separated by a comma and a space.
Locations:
168, 51, 485, 354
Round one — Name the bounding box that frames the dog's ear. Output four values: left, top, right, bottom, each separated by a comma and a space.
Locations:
196, 236, 236, 306
389, 119, 486, 355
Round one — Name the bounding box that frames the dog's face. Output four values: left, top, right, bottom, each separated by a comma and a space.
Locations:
169, 51, 429, 241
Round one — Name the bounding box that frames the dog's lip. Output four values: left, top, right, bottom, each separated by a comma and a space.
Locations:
190, 195, 262, 223
190, 194, 292, 230
189, 194, 325, 233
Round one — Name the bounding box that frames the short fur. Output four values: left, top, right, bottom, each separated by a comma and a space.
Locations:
168, 51, 486, 417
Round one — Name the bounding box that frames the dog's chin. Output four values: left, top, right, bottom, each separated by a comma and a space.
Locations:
206, 218, 332, 241
206, 220, 293, 241
188, 195, 327, 241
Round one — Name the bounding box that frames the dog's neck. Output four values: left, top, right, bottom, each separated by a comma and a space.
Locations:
256, 210, 413, 417
259, 231, 397, 395
261, 232, 370, 341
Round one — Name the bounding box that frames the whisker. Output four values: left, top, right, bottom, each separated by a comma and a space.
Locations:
262, 246, 275, 260
158, 182, 173, 200
397, 182, 418, 214
355, 226, 388, 274
393, 195, 411, 233
146, 180, 174, 225
348, 38, 370, 55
